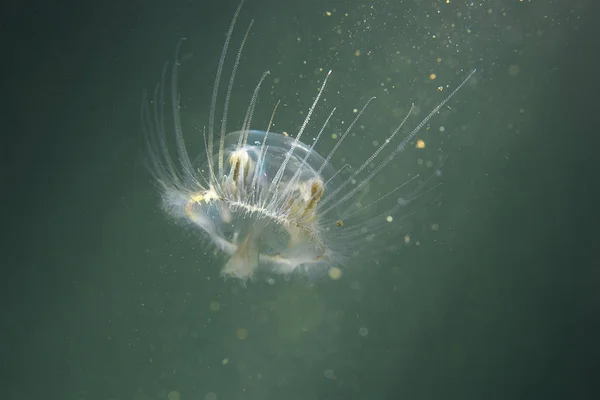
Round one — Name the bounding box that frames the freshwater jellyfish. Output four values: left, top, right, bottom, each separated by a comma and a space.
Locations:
142, 1, 475, 282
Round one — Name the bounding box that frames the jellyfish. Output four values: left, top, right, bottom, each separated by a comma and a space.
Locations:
142, 0, 475, 282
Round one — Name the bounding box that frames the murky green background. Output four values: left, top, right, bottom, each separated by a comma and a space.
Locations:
2, 0, 598, 399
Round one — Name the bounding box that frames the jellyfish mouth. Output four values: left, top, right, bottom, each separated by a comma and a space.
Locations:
216, 231, 304, 278
222, 215, 329, 277
220, 232, 259, 280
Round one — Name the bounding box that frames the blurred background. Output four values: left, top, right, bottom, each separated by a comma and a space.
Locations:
1, 0, 598, 399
